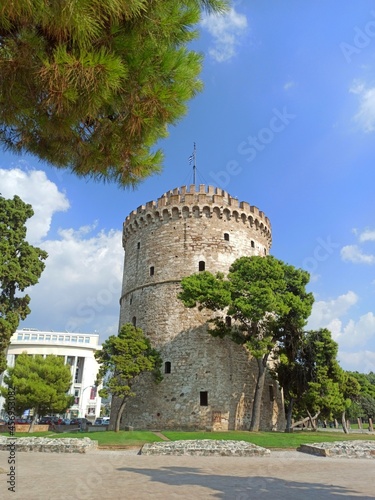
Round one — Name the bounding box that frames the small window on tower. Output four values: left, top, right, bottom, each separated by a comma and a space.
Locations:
225, 316, 232, 327
150, 266, 155, 276
199, 261, 205, 272
224, 233, 229, 241
200, 391, 208, 406
251, 240, 255, 248
132, 316, 136, 327
137, 242, 140, 250
164, 361, 171, 374
264, 248, 267, 255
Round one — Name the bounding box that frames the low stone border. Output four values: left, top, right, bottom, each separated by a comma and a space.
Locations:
298, 440, 375, 459
0, 436, 98, 454
141, 439, 270, 457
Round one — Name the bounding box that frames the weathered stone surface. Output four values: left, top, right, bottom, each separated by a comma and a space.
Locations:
298, 440, 375, 459
0, 436, 97, 453
115, 185, 286, 432
141, 439, 271, 457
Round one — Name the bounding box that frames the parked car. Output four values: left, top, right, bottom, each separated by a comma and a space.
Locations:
94, 417, 110, 426
39, 416, 60, 425
70, 418, 92, 427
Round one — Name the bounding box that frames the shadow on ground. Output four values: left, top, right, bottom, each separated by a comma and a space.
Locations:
117, 465, 373, 499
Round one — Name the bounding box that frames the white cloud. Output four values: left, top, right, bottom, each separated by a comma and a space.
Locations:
359, 229, 375, 242
283, 81, 296, 91
341, 245, 375, 264
338, 350, 375, 373
350, 81, 375, 132
307, 291, 358, 331
0, 167, 69, 243
25, 225, 123, 338
307, 291, 375, 371
1, 167, 122, 340
201, 8, 248, 62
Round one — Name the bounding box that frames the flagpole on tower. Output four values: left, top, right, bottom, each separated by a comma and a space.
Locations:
189, 143, 197, 186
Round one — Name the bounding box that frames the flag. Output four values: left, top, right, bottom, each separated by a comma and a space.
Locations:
189, 143, 196, 164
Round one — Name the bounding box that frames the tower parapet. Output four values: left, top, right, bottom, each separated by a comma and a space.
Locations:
123, 184, 271, 247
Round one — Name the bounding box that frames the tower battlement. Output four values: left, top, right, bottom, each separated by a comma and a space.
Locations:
123, 185, 271, 245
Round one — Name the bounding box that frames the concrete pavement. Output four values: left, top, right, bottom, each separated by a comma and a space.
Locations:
1, 448, 374, 499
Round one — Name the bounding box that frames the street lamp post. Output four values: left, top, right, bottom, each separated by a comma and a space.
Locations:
79, 385, 94, 418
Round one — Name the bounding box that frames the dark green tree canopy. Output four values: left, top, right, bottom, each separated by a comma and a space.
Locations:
95, 323, 162, 431
1, 352, 74, 429
0, 195, 47, 373
0, 0, 228, 186
179, 255, 314, 431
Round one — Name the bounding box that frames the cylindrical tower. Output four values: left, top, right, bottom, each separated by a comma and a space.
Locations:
117, 184, 285, 430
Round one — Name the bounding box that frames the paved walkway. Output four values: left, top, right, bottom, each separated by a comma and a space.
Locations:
1, 449, 374, 499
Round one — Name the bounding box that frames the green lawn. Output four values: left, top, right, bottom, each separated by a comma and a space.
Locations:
2, 429, 374, 448
162, 430, 375, 449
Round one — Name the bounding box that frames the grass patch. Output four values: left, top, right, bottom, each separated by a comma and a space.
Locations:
162, 430, 375, 449
1, 429, 374, 448
1, 430, 164, 447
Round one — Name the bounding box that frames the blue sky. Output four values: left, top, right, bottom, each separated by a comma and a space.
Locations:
1, 2, 375, 373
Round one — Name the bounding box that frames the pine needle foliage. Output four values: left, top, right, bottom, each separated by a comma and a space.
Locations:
0, 0, 228, 186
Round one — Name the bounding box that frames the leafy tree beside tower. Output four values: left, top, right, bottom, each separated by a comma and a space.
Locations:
95, 323, 162, 432
0, 195, 47, 374
179, 255, 314, 431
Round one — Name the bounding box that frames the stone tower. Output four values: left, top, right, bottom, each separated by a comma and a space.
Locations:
117, 184, 285, 431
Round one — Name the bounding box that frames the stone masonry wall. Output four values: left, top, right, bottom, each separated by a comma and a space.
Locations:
115, 185, 285, 431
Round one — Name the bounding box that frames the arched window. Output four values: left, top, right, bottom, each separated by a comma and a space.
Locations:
199, 261, 205, 272
225, 316, 232, 327
164, 361, 171, 374
150, 266, 155, 276
251, 240, 255, 248
224, 233, 229, 241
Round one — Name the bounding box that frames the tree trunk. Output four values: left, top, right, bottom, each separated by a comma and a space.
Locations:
306, 409, 318, 430
291, 411, 320, 429
249, 357, 267, 432
285, 397, 294, 432
115, 397, 127, 432
341, 410, 349, 434
28, 409, 38, 433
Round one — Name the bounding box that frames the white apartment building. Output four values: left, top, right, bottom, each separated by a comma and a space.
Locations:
0, 329, 102, 420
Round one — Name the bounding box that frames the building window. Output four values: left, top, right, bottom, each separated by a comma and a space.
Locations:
17, 333, 22, 340
150, 266, 155, 276
225, 316, 232, 327
31, 334, 37, 340
132, 316, 136, 327
264, 248, 267, 255
224, 233, 229, 241
74, 390, 80, 405
164, 362, 171, 374
199, 261, 205, 272
251, 240, 255, 248
137, 242, 140, 250
269, 385, 275, 401
200, 391, 208, 406
84, 337, 90, 344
